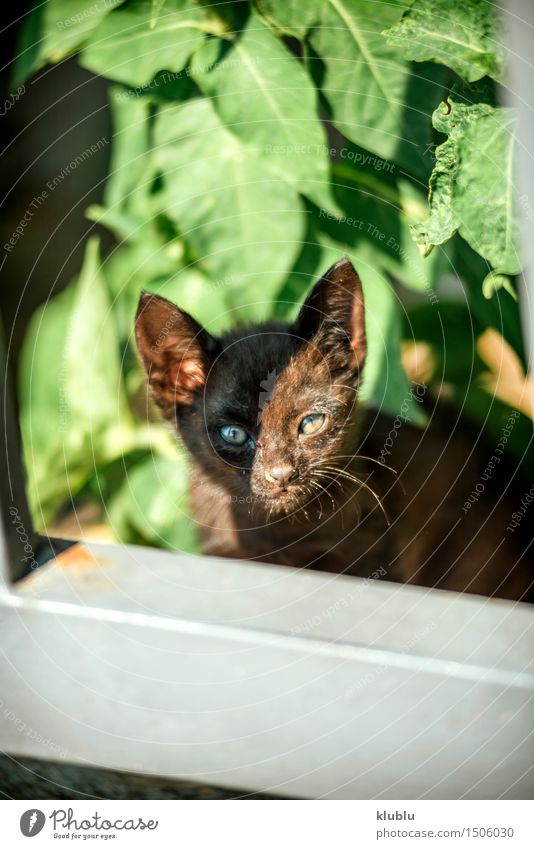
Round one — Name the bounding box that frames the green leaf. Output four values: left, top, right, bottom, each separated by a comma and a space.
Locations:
103, 87, 152, 210
409, 139, 458, 253
157, 267, 233, 334
100, 232, 186, 337
19, 238, 132, 521
385, 0, 504, 83
389, 177, 448, 293
80, 0, 226, 87
153, 96, 305, 308
453, 109, 521, 274
411, 84, 494, 251
85, 86, 167, 245
191, 12, 337, 213
482, 271, 517, 301
149, 0, 168, 28
12, 3, 45, 86
412, 87, 521, 275
257, 0, 445, 179
19, 279, 78, 520
357, 257, 421, 421
255, 0, 318, 38
274, 220, 343, 321
106, 247, 233, 340
43, 0, 126, 59
13, 0, 124, 82
63, 238, 131, 436
314, 172, 445, 296
108, 453, 198, 551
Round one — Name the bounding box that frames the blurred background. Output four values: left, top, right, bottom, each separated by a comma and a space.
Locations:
1, 0, 532, 553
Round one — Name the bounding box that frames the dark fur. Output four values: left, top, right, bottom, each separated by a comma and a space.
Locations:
136, 259, 533, 601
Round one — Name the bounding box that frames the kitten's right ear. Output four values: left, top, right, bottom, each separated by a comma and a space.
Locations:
292, 257, 366, 375
135, 292, 219, 412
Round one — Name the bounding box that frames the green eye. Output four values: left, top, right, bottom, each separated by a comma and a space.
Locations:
219, 425, 249, 446
299, 413, 326, 436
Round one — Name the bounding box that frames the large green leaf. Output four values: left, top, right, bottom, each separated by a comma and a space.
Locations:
257, 0, 445, 179
103, 87, 152, 210
19, 281, 79, 521
80, 0, 226, 86
254, 0, 317, 38
153, 96, 305, 309
274, 221, 343, 323
100, 233, 184, 339
12, 3, 45, 85
86, 86, 164, 245
453, 110, 521, 274
13, 0, 124, 83
411, 86, 495, 251
158, 267, 233, 334
43, 0, 126, 58
356, 255, 419, 420
19, 239, 133, 521
410, 137, 458, 251
305, 159, 445, 296
191, 12, 337, 213
412, 87, 521, 275
64, 239, 130, 428
102, 237, 233, 343
108, 453, 198, 551
385, 0, 504, 83
333, 178, 444, 295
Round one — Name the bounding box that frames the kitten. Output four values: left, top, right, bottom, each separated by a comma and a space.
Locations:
136, 258, 533, 601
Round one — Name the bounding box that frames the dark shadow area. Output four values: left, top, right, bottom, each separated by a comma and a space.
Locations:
0, 755, 281, 800
0, 5, 111, 365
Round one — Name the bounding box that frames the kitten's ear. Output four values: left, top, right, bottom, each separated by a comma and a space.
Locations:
292, 258, 366, 374
135, 292, 219, 411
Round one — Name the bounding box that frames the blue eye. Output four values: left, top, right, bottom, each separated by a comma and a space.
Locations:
219, 425, 250, 446
299, 413, 326, 436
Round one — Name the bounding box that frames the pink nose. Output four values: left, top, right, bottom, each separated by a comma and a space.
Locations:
265, 465, 296, 489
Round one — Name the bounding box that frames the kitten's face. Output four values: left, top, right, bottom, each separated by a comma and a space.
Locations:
179, 328, 358, 514
135, 258, 366, 516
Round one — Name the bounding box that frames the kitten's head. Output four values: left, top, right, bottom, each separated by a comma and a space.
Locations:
135, 258, 366, 514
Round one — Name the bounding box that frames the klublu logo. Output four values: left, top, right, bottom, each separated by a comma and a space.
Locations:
20, 809, 46, 837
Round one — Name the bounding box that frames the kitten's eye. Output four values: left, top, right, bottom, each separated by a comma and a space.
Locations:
299, 413, 326, 436
219, 425, 250, 446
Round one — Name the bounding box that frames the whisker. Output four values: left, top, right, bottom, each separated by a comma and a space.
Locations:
331, 383, 358, 392
303, 482, 323, 518
306, 478, 336, 516
315, 453, 399, 480
314, 465, 391, 526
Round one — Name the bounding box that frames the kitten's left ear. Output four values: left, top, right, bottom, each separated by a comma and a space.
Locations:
292, 257, 366, 374
135, 292, 219, 414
